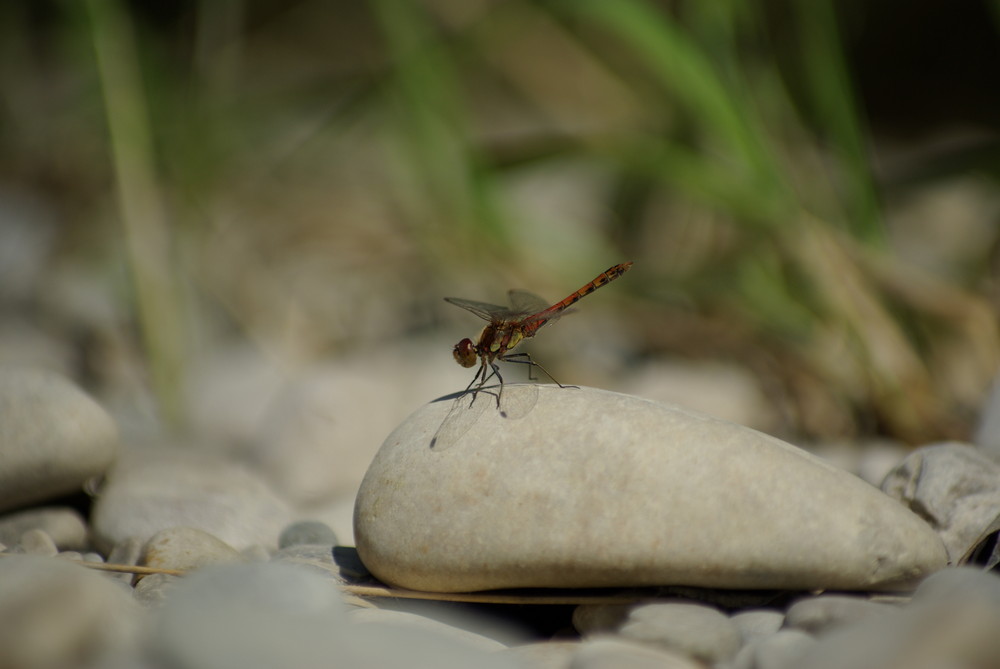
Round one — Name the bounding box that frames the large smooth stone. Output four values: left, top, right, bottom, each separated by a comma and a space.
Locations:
0, 367, 117, 512
354, 386, 946, 592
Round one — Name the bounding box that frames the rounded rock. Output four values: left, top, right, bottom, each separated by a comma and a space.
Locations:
17, 528, 58, 556
571, 636, 705, 669
784, 594, 896, 634
0, 367, 117, 512
730, 609, 784, 644
91, 446, 293, 552
881, 442, 1000, 561
143, 526, 245, 572
0, 506, 88, 550
618, 601, 741, 664
279, 520, 338, 549
355, 386, 948, 592
0, 555, 141, 667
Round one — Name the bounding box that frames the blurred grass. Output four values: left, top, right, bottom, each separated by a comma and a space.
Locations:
0, 0, 997, 442
85, 0, 185, 427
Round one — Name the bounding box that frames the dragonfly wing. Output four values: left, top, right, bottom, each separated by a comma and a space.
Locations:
444, 296, 518, 322
507, 290, 550, 315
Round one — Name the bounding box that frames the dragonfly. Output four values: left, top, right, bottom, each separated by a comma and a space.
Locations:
444, 262, 633, 408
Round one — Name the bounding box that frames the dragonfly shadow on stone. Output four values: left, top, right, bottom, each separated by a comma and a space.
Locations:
429, 383, 540, 452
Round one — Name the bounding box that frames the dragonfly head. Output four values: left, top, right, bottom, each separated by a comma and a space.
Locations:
452, 338, 478, 368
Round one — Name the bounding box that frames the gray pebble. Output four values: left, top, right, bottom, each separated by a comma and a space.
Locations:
91, 445, 293, 553
619, 601, 742, 664
729, 628, 815, 669
914, 565, 1000, 607
784, 594, 896, 633
500, 641, 579, 669
570, 636, 704, 669
0, 506, 88, 550
0, 367, 118, 512
148, 562, 519, 669
106, 536, 144, 584
274, 543, 335, 564
142, 526, 244, 572
881, 442, 1000, 560
18, 528, 58, 556
730, 608, 785, 644
279, 520, 338, 548
0, 554, 140, 667
350, 608, 508, 653
242, 543, 272, 562
133, 572, 180, 608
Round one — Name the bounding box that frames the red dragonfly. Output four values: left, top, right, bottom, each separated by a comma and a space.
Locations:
445, 262, 633, 407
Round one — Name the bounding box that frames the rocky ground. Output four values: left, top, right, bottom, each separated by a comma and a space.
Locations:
2, 364, 1000, 669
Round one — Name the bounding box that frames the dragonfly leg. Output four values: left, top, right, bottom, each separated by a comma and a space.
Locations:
489, 362, 504, 409
464, 357, 505, 409
502, 352, 567, 388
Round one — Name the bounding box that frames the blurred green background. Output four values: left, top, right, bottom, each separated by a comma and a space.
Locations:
1, 0, 998, 444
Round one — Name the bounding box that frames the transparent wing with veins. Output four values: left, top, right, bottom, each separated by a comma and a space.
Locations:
444, 290, 572, 327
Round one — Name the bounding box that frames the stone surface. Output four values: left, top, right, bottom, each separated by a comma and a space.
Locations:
17, 528, 58, 556
279, 520, 338, 548
133, 573, 180, 607
0, 555, 140, 668
729, 609, 785, 644
618, 601, 741, 664
0, 506, 88, 550
0, 367, 117, 512
501, 641, 579, 669
881, 442, 1000, 560
142, 526, 245, 572
350, 608, 508, 652
147, 562, 517, 669
784, 594, 895, 634
106, 536, 144, 584
91, 445, 294, 552
570, 636, 703, 669
355, 386, 947, 592
572, 604, 633, 635
788, 595, 1000, 669
729, 628, 815, 669
774, 569, 1000, 668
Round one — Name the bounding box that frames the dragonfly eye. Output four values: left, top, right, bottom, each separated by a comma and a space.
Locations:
453, 338, 478, 368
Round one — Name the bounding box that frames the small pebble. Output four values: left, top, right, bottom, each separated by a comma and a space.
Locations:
730, 609, 785, 643
570, 635, 704, 668
500, 640, 579, 669
142, 526, 244, 572
133, 573, 179, 608
784, 594, 895, 633
18, 528, 58, 556
278, 520, 338, 548
0, 507, 88, 550
0, 554, 140, 666
732, 628, 815, 669
107, 536, 144, 584
618, 601, 742, 664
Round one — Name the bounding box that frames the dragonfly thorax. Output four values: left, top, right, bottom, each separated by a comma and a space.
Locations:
452, 338, 478, 368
